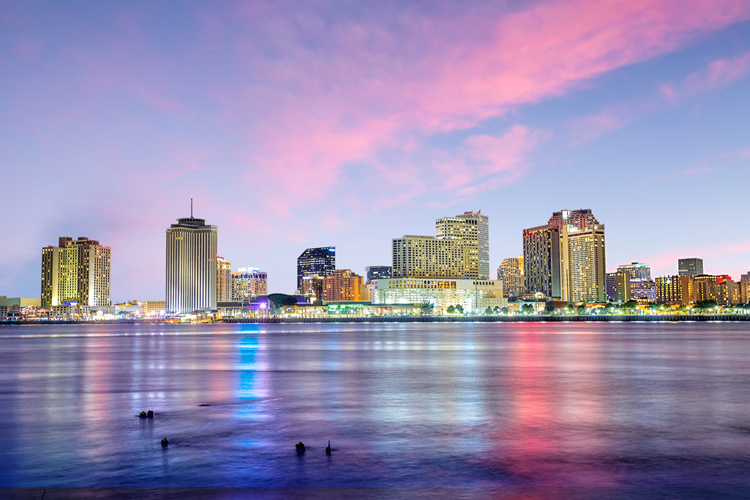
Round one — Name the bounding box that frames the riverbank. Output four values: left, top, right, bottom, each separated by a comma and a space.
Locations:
2, 314, 750, 326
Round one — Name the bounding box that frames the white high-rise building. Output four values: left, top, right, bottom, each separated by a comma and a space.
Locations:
392, 235, 465, 278
166, 204, 218, 314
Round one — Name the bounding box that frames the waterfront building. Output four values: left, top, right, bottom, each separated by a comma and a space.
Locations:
297, 247, 335, 292
716, 279, 741, 305
522, 224, 561, 298
436, 211, 489, 279
144, 300, 166, 314
365, 266, 392, 282
630, 280, 657, 303
655, 276, 695, 305
41, 237, 111, 307
371, 278, 505, 314
231, 267, 268, 300
606, 271, 631, 302
323, 269, 364, 302
0, 297, 42, 308
497, 256, 524, 297
559, 223, 606, 303
392, 236, 465, 278
678, 258, 704, 277
617, 262, 651, 282
217, 256, 232, 302
165, 207, 218, 314
742, 272, 750, 304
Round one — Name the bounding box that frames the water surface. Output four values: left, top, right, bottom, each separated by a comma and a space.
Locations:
1, 322, 749, 496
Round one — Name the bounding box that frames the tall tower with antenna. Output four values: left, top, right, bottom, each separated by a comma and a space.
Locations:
165, 199, 218, 314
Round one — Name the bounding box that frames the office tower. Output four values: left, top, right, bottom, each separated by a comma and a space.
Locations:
366, 266, 392, 282
217, 256, 232, 302
297, 247, 335, 292
436, 211, 489, 279
741, 272, 750, 304
231, 267, 268, 300
523, 224, 561, 298
548, 209, 598, 231
678, 258, 704, 277
392, 236, 465, 278
606, 271, 631, 302
655, 276, 695, 305
323, 269, 363, 302
559, 223, 607, 303
497, 256, 524, 297
165, 205, 218, 314
617, 262, 651, 282
41, 237, 111, 307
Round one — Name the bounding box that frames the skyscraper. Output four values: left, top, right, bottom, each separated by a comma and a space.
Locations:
41, 237, 111, 307
436, 211, 489, 279
392, 235, 465, 278
497, 256, 524, 297
606, 271, 631, 302
559, 222, 606, 303
678, 258, 704, 277
523, 208, 605, 301
523, 224, 561, 298
165, 204, 218, 314
297, 247, 335, 292
217, 256, 232, 302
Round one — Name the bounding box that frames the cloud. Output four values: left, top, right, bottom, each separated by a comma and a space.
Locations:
570, 50, 750, 143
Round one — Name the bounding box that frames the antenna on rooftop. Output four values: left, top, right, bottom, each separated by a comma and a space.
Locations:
191, 197, 193, 217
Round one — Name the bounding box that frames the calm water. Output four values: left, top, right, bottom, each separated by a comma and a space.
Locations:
1, 322, 750, 497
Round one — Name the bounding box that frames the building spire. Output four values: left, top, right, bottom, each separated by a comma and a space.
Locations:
191, 197, 193, 218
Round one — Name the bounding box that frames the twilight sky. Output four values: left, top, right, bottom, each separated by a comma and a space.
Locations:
1, 0, 750, 301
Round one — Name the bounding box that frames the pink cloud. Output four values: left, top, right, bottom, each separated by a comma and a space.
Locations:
661, 50, 750, 102
210, 0, 750, 212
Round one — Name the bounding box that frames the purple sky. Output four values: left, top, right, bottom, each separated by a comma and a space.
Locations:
2, 1, 750, 301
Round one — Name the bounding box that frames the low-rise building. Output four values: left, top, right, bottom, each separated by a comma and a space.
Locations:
371, 278, 505, 314
655, 276, 695, 305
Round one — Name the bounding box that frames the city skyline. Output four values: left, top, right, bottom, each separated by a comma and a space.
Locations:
2, 2, 750, 301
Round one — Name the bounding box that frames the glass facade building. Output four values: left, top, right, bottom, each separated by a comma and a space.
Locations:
297, 247, 335, 292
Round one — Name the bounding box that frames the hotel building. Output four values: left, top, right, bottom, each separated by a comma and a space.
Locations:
323, 269, 364, 302
41, 237, 111, 307
165, 211, 218, 314
436, 211, 489, 279
655, 276, 696, 305
559, 222, 607, 303
617, 262, 651, 282
231, 267, 268, 300
297, 247, 335, 292
742, 272, 750, 304
392, 236, 466, 279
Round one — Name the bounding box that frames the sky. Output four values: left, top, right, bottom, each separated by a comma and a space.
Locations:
1, 0, 750, 301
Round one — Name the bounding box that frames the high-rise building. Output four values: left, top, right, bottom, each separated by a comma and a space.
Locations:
716, 279, 741, 305
741, 272, 750, 304
41, 237, 111, 307
365, 266, 392, 282
606, 271, 631, 302
655, 276, 695, 305
217, 256, 232, 302
523, 224, 561, 298
524, 208, 605, 302
617, 262, 651, 282
392, 236, 465, 279
678, 258, 704, 277
231, 267, 268, 300
497, 256, 524, 297
297, 247, 335, 292
436, 211, 489, 279
300, 274, 326, 299
323, 269, 363, 302
165, 206, 218, 314
559, 223, 607, 303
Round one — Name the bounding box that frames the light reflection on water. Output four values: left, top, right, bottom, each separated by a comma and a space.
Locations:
0, 322, 749, 492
